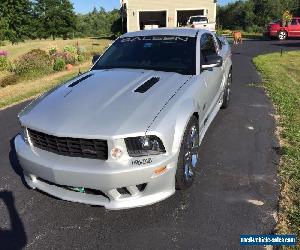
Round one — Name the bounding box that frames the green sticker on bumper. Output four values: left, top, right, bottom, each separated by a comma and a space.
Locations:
69, 187, 85, 193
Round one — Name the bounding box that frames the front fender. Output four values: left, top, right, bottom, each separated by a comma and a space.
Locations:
146, 95, 198, 156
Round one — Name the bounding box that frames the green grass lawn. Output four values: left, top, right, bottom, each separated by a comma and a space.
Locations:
254, 51, 300, 244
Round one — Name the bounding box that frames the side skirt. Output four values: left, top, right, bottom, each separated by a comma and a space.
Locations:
199, 98, 222, 145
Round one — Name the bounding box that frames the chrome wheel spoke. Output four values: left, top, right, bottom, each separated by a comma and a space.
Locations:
190, 146, 199, 155
183, 125, 199, 181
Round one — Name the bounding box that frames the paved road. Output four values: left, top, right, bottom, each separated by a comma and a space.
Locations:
0, 39, 299, 250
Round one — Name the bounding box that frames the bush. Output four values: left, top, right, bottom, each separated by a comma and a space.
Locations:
53, 51, 76, 65
63, 45, 77, 55
53, 58, 66, 71
15, 49, 53, 78
48, 45, 58, 56
77, 47, 86, 55
0, 74, 19, 87
0, 50, 8, 56
0, 56, 11, 72
245, 25, 264, 33
77, 54, 85, 63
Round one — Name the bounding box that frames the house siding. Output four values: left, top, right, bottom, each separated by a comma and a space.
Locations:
125, 0, 216, 32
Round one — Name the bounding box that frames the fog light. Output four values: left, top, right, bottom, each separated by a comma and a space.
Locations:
110, 148, 123, 159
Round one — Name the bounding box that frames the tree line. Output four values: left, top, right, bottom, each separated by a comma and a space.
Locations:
0, 0, 122, 44
217, 0, 300, 32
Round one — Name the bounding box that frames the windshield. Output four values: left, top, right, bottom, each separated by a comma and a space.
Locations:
190, 17, 208, 23
92, 36, 196, 75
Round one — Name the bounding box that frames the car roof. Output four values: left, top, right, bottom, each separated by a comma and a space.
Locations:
121, 28, 208, 38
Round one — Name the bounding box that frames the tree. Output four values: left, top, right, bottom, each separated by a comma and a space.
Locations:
0, 0, 33, 44
218, 0, 300, 31
0, 18, 9, 42
34, 0, 76, 40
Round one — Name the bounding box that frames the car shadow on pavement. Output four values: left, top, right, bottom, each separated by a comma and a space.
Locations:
9, 137, 29, 189
0, 191, 27, 250
272, 41, 300, 48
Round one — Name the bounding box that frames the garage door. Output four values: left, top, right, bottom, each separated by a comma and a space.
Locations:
139, 11, 167, 30
177, 10, 205, 27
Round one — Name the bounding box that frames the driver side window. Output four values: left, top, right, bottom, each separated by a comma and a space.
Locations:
200, 33, 217, 64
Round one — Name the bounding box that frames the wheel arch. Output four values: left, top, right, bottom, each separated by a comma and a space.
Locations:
171, 99, 200, 154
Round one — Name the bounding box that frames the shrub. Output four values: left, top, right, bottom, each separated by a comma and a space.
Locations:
64, 52, 77, 65
77, 54, 85, 63
53, 51, 76, 65
48, 45, 58, 56
245, 25, 264, 33
0, 56, 11, 72
0, 50, 8, 56
63, 45, 77, 55
77, 47, 86, 55
53, 58, 66, 71
77, 47, 90, 61
0, 74, 19, 87
15, 49, 53, 78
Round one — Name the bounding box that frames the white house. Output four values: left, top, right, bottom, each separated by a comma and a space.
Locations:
121, 0, 217, 32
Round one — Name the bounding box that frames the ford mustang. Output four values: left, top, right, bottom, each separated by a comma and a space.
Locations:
15, 28, 232, 209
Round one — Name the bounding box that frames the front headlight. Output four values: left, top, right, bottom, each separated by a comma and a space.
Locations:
125, 136, 166, 157
20, 126, 29, 144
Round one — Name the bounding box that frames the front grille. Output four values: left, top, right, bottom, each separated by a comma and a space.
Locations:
28, 129, 108, 160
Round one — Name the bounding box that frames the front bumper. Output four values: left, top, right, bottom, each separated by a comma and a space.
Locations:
15, 135, 177, 210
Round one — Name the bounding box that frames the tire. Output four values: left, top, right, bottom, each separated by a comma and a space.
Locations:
175, 116, 200, 190
221, 69, 232, 109
278, 30, 287, 40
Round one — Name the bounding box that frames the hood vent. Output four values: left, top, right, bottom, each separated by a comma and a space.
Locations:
68, 74, 94, 88
135, 77, 160, 93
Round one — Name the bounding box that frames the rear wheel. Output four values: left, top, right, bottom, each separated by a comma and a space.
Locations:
278, 30, 287, 40
175, 116, 200, 190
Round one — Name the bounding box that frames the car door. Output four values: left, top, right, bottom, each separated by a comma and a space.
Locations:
288, 19, 300, 37
199, 33, 223, 114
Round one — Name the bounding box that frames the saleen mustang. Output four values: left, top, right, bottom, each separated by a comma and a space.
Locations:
15, 28, 232, 210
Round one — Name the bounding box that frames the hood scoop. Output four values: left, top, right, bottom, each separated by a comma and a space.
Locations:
68, 74, 94, 88
135, 77, 160, 93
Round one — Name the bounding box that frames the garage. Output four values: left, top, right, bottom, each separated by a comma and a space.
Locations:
176, 9, 205, 27
139, 11, 167, 30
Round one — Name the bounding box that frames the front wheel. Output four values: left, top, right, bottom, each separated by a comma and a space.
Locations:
221, 69, 232, 109
278, 30, 287, 40
175, 116, 200, 190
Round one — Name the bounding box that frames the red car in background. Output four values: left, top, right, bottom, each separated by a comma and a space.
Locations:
265, 17, 300, 40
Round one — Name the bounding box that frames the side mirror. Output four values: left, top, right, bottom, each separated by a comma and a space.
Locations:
202, 55, 223, 70
92, 54, 101, 64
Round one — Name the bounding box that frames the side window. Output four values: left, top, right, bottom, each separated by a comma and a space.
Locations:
200, 33, 217, 64
216, 37, 223, 51
291, 19, 297, 25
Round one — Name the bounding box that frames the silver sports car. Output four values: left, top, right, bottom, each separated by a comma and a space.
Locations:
15, 28, 232, 210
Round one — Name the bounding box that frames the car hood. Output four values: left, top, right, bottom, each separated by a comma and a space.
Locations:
20, 69, 191, 139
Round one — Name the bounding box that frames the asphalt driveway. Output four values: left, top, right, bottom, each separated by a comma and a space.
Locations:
0, 39, 299, 250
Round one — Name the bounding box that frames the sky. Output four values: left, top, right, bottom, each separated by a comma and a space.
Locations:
71, 0, 234, 14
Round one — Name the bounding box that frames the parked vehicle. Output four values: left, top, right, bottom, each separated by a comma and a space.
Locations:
187, 15, 216, 32
15, 29, 232, 210
141, 20, 160, 30
265, 17, 300, 40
